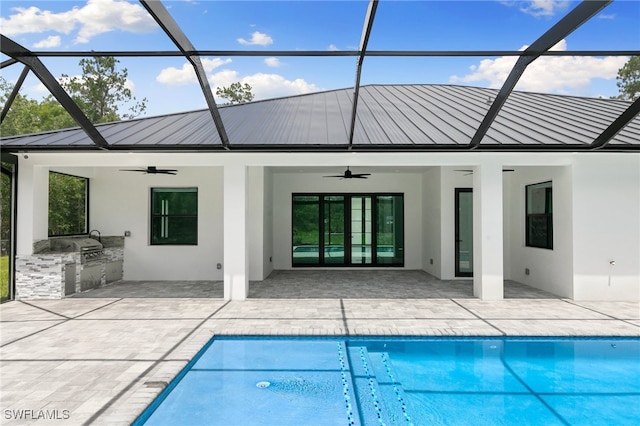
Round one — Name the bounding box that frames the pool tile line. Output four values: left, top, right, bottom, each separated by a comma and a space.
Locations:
85, 300, 231, 425
336, 342, 357, 426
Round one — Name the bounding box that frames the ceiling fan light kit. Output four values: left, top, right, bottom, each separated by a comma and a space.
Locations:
120, 166, 178, 175
323, 166, 371, 179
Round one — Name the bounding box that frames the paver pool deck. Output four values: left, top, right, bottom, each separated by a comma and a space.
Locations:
1, 273, 638, 425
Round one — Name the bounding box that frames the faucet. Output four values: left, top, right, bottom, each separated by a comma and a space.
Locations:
89, 229, 101, 243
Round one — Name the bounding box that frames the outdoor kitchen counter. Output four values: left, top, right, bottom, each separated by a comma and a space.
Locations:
15, 236, 124, 300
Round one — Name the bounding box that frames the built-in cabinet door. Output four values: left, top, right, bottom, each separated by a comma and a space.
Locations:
455, 188, 473, 277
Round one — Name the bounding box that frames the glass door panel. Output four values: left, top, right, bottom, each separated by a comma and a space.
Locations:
351, 196, 372, 264
376, 195, 404, 264
323, 196, 345, 265
455, 188, 473, 277
1, 157, 17, 303
292, 196, 320, 265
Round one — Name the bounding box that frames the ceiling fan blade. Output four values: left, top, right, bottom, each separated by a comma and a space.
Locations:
119, 169, 146, 173
323, 175, 346, 178
351, 175, 369, 179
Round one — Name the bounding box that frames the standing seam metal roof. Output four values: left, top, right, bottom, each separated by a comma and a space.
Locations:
1, 84, 639, 150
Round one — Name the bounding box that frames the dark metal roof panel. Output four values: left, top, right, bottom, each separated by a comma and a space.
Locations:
1, 84, 638, 149
221, 90, 350, 145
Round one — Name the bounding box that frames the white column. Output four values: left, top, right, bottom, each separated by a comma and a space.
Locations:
223, 165, 249, 301
16, 162, 49, 255
473, 163, 504, 300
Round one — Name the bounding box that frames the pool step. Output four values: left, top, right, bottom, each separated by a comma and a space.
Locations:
349, 346, 416, 425
368, 351, 415, 425
348, 345, 391, 425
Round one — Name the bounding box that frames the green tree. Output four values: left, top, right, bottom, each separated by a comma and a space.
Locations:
0, 77, 75, 136
215, 82, 255, 104
61, 56, 147, 122
48, 172, 87, 236
614, 56, 640, 101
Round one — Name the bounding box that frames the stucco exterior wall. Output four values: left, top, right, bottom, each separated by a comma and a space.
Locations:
505, 166, 574, 298
90, 166, 224, 281
571, 155, 640, 301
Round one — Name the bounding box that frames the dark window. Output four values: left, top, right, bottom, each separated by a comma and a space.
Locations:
526, 181, 553, 249
48, 172, 89, 236
151, 188, 198, 245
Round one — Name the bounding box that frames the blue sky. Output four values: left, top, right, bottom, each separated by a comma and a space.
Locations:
1, 0, 639, 118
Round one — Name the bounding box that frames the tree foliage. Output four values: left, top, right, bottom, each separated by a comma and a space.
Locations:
614, 56, 640, 101
0, 77, 75, 136
1, 56, 147, 137
61, 56, 147, 122
215, 82, 255, 104
48, 172, 88, 236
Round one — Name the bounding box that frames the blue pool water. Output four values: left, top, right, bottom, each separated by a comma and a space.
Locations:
134, 337, 640, 426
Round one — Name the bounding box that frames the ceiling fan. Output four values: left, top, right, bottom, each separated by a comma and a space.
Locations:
119, 166, 178, 175
455, 168, 515, 176
323, 166, 371, 179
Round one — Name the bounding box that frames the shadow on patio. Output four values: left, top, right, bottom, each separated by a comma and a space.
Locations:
71, 270, 559, 299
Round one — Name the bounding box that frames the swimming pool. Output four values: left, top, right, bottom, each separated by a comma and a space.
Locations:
134, 337, 640, 425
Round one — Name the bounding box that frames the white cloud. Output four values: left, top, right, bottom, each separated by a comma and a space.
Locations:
33, 35, 61, 48
449, 40, 627, 95
264, 57, 281, 67
500, 0, 569, 17
0, 0, 156, 44
237, 31, 273, 46
208, 70, 320, 100
524, 0, 570, 17
598, 13, 616, 20
156, 58, 232, 85
327, 44, 339, 51
1, 6, 76, 35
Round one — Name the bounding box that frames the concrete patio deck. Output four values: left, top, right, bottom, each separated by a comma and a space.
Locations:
1, 272, 638, 425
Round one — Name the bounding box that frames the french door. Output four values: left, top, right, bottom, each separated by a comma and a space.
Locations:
292, 193, 404, 267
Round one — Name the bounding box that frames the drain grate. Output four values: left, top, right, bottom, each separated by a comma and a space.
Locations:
144, 381, 168, 389
256, 381, 271, 389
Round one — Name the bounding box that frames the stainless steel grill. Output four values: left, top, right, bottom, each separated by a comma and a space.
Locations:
50, 238, 104, 263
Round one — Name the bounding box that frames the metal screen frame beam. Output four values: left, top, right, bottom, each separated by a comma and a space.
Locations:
469, 0, 611, 149
21, 49, 639, 58
140, 0, 230, 149
1, 66, 29, 124
590, 97, 640, 149
0, 35, 109, 149
348, 0, 378, 148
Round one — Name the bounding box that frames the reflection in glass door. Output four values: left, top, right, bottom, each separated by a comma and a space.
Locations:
324, 196, 345, 264
292, 195, 320, 265
376, 195, 404, 264
1, 154, 17, 303
351, 196, 372, 264
455, 188, 473, 277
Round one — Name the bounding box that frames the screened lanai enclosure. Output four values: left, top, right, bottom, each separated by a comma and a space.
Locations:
1, 0, 639, 302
